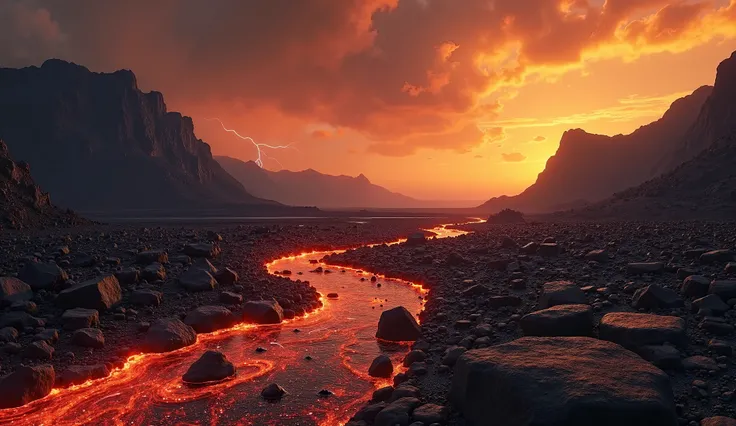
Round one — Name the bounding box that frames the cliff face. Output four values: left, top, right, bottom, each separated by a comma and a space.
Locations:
0, 59, 272, 212
478, 85, 713, 214
0, 139, 84, 229
216, 156, 420, 208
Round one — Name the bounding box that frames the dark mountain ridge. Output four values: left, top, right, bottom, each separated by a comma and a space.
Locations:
0, 59, 276, 213
216, 156, 422, 208
478, 85, 713, 214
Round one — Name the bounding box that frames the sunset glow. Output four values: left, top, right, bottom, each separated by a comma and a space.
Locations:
2, 0, 736, 201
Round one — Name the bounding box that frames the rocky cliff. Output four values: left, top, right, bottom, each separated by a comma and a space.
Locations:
0, 60, 274, 212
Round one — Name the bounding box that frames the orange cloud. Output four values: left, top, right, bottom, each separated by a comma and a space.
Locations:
3, 0, 735, 157
310, 129, 332, 139
502, 152, 527, 162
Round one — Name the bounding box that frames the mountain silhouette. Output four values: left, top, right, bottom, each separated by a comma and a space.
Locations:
478, 85, 713, 214
0, 59, 277, 213
216, 156, 422, 208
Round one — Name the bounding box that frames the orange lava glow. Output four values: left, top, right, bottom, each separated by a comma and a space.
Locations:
0, 219, 482, 426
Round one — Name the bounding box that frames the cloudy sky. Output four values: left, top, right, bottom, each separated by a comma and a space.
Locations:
1, 0, 735, 202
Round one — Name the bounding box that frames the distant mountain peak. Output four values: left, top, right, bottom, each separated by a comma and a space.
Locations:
355, 173, 370, 183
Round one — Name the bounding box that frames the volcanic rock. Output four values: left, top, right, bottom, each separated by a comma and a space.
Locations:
143, 318, 197, 353
130, 289, 163, 307
136, 250, 168, 265
709, 280, 736, 300
681, 275, 711, 299
182, 350, 236, 384
219, 291, 243, 305
214, 267, 239, 286
18, 262, 68, 290
114, 267, 140, 285
24, 340, 54, 360
374, 397, 421, 426
0, 277, 33, 305
627, 262, 665, 275
637, 345, 682, 370
599, 312, 686, 349
184, 243, 221, 258
693, 294, 730, 316
700, 250, 734, 264
142, 263, 166, 281
520, 304, 593, 337
539, 281, 586, 309
368, 354, 393, 378
179, 268, 217, 292
59, 364, 110, 386
0, 364, 55, 408
0, 311, 45, 329
451, 336, 676, 426
376, 306, 421, 341
61, 308, 100, 330
412, 403, 449, 424
57, 275, 122, 311
632, 285, 683, 310
72, 328, 105, 348
261, 383, 286, 400
701, 417, 736, 426
183, 305, 236, 333
242, 299, 284, 324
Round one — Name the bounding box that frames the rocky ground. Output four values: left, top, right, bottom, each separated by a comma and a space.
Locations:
328, 221, 736, 426
0, 217, 448, 408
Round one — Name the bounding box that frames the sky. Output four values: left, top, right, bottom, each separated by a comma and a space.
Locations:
1, 0, 736, 203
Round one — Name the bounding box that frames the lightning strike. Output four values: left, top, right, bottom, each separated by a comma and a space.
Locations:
205, 117, 294, 168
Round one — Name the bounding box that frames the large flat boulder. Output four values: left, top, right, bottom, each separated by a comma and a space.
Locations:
0, 277, 33, 306
18, 262, 67, 290
61, 308, 99, 330
183, 306, 236, 333
242, 300, 284, 324
57, 275, 122, 311
58, 364, 110, 387
451, 337, 677, 426
178, 268, 217, 292
599, 312, 687, 349
376, 306, 421, 341
143, 318, 197, 353
539, 281, 586, 309
0, 364, 55, 408
521, 304, 593, 337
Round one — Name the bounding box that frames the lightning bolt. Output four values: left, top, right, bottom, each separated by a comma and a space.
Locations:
205, 117, 294, 169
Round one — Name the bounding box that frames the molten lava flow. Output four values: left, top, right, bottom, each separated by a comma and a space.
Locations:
0, 219, 482, 426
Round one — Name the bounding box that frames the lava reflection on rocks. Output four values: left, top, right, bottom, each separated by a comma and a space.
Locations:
0, 222, 474, 426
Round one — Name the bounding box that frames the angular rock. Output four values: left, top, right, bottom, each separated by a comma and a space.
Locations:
219, 291, 243, 305
709, 280, 736, 300
136, 250, 168, 265
130, 289, 163, 307
402, 350, 426, 367
700, 250, 734, 264
179, 268, 217, 292
183, 243, 221, 258
0, 326, 18, 343
442, 346, 467, 366
72, 328, 104, 348
57, 275, 122, 311
141, 263, 166, 281
59, 364, 110, 386
18, 262, 67, 290
368, 354, 393, 378
0, 277, 33, 305
683, 355, 718, 371
33, 328, 59, 345
143, 318, 197, 353
61, 308, 100, 330
374, 397, 421, 426
599, 312, 686, 349
488, 295, 522, 308
184, 306, 236, 333
451, 337, 676, 426
182, 350, 236, 384
627, 262, 664, 275
539, 281, 586, 309
376, 306, 421, 341
114, 267, 140, 285
24, 340, 54, 360
0, 364, 55, 408
632, 285, 683, 310
0, 311, 45, 329
242, 299, 284, 324
412, 403, 449, 424
693, 294, 729, 316
701, 417, 736, 426
261, 383, 286, 400
681, 275, 711, 299
521, 304, 593, 337
214, 267, 239, 286
637, 345, 682, 370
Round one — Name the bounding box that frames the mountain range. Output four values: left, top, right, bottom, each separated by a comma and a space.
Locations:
479, 50, 736, 218
0, 59, 282, 214
217, 156, 429, 209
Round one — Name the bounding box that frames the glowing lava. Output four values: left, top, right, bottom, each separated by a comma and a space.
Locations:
0, 220, 481, 426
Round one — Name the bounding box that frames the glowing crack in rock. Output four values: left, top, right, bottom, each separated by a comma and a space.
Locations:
206, 117, 294, 168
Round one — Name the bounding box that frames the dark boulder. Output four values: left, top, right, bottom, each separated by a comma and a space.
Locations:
57, 275, 122, 311
182, 350, 236, 384
0, 364, 55, 408
599, 312, 686, 349
242, 299, 284, 324
0, 277, 33, 306
143, 318, 197, 353
184, 306, 236, 333
632, 285, 683, 310
376, 306, 421, 342
539, 281, 586, 309
58, 364, 110, 386
18, 262, 67, 290
368, 354, 394, 378
521, 304, 593, 337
